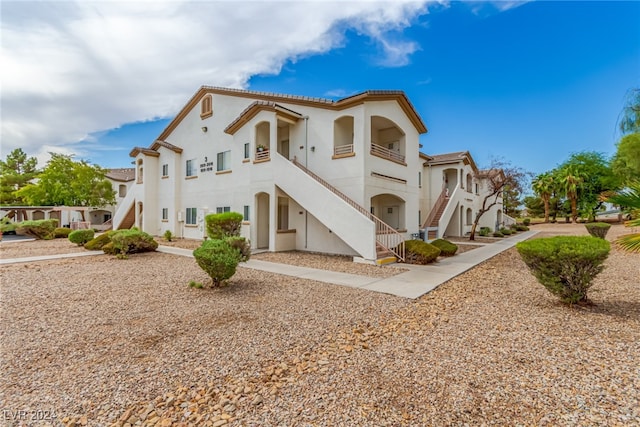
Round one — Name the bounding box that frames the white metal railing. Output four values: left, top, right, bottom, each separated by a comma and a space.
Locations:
292, 157, 404, 261
370, 142, 405, 164
255, 149, 270, 161
334, 144, 354, 156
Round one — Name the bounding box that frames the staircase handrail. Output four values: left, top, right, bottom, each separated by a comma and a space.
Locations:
422, 188, 449, 229
291, 157, 404, 261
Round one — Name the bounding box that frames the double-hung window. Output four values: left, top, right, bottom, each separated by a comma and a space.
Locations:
162, 208, 168, 221
162, 164, 169, 177
216, 206, 231, 214
217, 150, 231, 172
186, 159, 197, 177
186, 207, 197, 225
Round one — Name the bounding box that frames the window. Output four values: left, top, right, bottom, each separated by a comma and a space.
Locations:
418, 171, 422, 188
244, 143, 250, 159
162, 164, 169, 177
186, 159, 197, 177
217, 150, 231, 172
216, 206, 231, 214
243, 205, 250, 221
118, 184, 127, 198
162, 208, 168, 221
201, 94, 212, 118
186, 207, 197, 225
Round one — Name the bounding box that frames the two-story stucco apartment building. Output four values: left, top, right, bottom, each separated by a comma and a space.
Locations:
115, 87, 503, 263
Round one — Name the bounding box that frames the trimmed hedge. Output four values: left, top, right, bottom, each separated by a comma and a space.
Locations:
431, 238, 458, 256
53, 227, 72, 238
105, 229, 158, 258
403, 240, 441, 265
16, 219, 58, 239
205, 212, 243, 240
523, 218, 531, 226
84, 231, 114, 250
493, 231, 504, 237
516, 236, 610, 304
68, 229, 95, 246
193, 239, 243, 287
585, 222, 611, 239
479, 227, 491, 237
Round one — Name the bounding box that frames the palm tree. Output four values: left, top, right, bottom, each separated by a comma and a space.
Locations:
532, 172, 554, 223
606, 182, 640, 252
558, 166, 584, 223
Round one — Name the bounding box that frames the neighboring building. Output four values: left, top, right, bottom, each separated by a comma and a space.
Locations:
116, 87, 504, 262
100, 168, 136, 229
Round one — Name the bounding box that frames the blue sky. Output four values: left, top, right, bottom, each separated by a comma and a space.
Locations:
2, 1, 639, 177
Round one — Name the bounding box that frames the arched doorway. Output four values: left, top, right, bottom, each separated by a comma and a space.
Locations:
255, 192, 270, 249
371, 194, 405, 230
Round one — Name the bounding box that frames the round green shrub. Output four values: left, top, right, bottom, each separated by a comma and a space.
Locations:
53, 227, 72, 238
500, 228, 513, 235
492, 231, 504, 237
515, 225, 529, 232
584, 222, 611, 239
225, 236, 251, 262
193, 239, 243, 287
403, 240, 441, 265
479, 227, 491, 237
523, 218, 531, 226
430, 239, 458, 256
68, 229, 95, 246
516, 236, 610, 304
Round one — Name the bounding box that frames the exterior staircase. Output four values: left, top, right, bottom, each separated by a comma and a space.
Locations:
117, 204, 135, 229
274, 154, 404, 263
422, 189, 449, 240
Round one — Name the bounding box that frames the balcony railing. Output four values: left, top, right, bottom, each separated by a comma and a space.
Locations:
255, 149, 270, 161
370, 142, 405, 164
333, 144, 354, 156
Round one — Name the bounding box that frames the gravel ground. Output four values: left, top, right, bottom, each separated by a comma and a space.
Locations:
1, 223, 638, 426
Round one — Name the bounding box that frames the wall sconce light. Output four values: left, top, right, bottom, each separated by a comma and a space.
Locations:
201, 126, 208, 132
310, 146, 315, 152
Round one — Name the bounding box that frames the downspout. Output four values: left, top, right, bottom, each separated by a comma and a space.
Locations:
304, 116, 309, 249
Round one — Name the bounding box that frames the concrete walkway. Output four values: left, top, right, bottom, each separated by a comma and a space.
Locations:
1, 231, 538, 299
159, 230, 539, 299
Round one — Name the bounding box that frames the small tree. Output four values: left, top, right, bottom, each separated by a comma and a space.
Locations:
517, 236, 610, 304
532, 172, 555, 223
469, 159, 528, 240
193, 212, 250, 287
0, 148, 39, 205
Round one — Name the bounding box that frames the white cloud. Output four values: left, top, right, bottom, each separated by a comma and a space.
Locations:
1, 0, 439, 161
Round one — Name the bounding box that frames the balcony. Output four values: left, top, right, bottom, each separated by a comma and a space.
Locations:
370, 142, 405, 165
333, 144, 355, 159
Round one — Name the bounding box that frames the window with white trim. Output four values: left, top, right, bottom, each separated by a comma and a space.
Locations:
186, 159, 197, 177
243, 205, 250, 221
217, 150, 231, 172
216, 206, 231, 214
162, 164, 169, 177
186, 207, 197, 225
244, 143, 250, 159
162, 208, 168, 220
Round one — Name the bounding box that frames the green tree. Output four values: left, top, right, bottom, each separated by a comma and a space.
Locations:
0, 148, 39, 205
618, 88, 640, 135
605, 182, 640, 253
16, 153, 115, 208
532, 172, 555, 223
523, 196, 545, 218
611, 133, 640, 184
555, 151, 620, 222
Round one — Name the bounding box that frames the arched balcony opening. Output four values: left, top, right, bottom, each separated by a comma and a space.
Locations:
333, 116, 355, 158
371, 193, 406, 231
370, 116, 406, 164
255, 121, 271, 162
